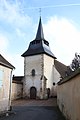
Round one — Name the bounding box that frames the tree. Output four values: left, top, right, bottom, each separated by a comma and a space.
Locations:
65, 53, 80, 76
71, 53, 80, 71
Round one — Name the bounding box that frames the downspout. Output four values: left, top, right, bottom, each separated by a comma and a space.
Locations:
8, 70, 12, 111
53, 64, 55, 97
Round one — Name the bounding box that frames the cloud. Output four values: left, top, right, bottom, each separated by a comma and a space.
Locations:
0, 0, 31, 28
16, 28, 26, 38
0, 33, 23, 75
12, 54, 24, 75
1, 52, 24, 76
0, 0, 80, 75
0, 32, 24, 75
0, 33, 9, 53
8, 53, 24, 76
0, 0, 28, 75
43, 16, 80, 65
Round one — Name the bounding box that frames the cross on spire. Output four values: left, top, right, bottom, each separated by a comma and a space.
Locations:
39, 8, 41, 17
21, 16, 56, 59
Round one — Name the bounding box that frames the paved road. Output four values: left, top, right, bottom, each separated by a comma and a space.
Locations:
12, 98, 57, 106
0, 98, 65, 120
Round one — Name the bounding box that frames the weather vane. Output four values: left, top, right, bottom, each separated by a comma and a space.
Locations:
39, 8, 41, 17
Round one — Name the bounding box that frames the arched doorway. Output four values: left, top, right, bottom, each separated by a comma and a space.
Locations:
30, 87, 37, 99
47, 88, 50, 98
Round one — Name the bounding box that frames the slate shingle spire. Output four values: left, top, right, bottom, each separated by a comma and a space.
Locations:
35, 17, 44, 40
21, 17, 56, 59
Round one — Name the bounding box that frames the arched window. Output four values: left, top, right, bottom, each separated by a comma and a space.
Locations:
53, 82, 55, 86
31, 69, 35, 76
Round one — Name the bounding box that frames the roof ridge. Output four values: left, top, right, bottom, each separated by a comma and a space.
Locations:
55, 59, 67, 66
0, 54, 15, 69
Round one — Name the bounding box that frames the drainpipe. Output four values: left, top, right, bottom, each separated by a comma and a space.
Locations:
53, 64, 55, 97
8, 70, 12, 111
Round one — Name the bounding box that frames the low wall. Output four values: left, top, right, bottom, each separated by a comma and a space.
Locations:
57, 69, 80, 120
12, 82, 23, 100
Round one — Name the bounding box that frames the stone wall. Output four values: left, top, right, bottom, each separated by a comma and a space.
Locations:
12, 82, 23, 100
23, 54, 60, 99
57, 69, 80, 120
23, 54, 43, 98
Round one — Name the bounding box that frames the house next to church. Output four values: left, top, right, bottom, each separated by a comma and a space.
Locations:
21, 17, 67, 99
0, 54, 15, 114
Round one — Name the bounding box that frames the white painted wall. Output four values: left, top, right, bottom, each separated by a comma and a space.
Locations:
0, 65, 12, 114
44, 54, 60, 96
57, 74, 80, 120
44, 54, 54, 96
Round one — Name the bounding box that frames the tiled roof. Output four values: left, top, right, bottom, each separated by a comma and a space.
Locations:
54, 60, 67, 78
21, 40, 56, 58
12, 76, 24, 84
21, 17, 56, 59
58, 68, 80, 85
0, 54, 15, 69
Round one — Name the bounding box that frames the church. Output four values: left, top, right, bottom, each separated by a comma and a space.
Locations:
20, 17, 67, 99
12, 17, 67, 100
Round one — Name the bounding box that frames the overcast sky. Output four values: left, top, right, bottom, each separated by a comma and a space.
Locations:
0, 0, 80, 75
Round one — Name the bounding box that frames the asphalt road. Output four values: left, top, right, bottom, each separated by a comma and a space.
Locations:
0, 106, 65, 120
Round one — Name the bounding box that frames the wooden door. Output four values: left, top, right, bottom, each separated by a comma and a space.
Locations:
30, 87, 37, 99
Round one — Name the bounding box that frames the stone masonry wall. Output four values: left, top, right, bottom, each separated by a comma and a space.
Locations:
23, 54, 43, 99
11, 83, 23, 100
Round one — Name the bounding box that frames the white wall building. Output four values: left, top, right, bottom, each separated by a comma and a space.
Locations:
21, 17, 67, 99
0, 54, 15, 114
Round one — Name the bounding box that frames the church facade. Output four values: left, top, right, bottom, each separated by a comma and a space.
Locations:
21, 17, 64, 99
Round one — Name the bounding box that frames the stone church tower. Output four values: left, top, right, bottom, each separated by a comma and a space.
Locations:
21, 17, 57, 99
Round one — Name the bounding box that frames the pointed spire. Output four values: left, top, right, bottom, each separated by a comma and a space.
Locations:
35, 17, 44, 40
